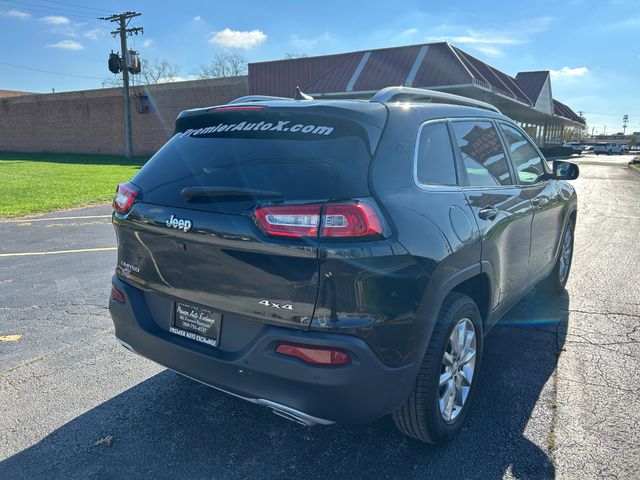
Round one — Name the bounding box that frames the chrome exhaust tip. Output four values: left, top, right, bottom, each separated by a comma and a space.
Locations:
268, 407, 312, 426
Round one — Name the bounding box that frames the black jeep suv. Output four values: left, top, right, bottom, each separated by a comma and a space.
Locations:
109, 86, 578, 444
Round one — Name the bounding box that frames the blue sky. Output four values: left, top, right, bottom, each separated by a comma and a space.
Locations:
1, 0, 638, 133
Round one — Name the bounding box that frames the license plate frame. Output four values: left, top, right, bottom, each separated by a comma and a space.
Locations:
170, 301, 222, 347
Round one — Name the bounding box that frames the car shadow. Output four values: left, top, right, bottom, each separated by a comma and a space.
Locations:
0, 290, 568, 480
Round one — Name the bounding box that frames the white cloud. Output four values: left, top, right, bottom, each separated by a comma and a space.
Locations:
83, 29, 101, 40
550, 66, 589, 77
42, 15, 70, 25
443, 34, 523, 45
400, 28, 419, 37
209, 28, 266, 49
290, 32, 332, 51
605, 16, 640, 30
47, 39, 84, 50
158, 75, 197, 83
425, 17, 553, 57
194, 16, 202, 21
473, 45, 503, 57
142, 38, 153, 48
2, 9, 30, 19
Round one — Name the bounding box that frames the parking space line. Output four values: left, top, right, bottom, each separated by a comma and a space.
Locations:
0, 247, 116, 257
0, 215, 112, 224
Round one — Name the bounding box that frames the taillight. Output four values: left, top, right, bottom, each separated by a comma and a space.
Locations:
320, 203, 383, 238
254, 205, 321, 238
113, 182, 138, 214
275, 343, 351, 366
254, 201, 385, 239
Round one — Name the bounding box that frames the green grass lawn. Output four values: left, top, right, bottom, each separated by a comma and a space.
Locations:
0, 152, 148, 218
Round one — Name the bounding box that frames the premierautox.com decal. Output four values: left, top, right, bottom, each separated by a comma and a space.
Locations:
180, 120, 335, 138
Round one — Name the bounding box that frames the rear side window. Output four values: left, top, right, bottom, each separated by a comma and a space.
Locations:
451, 121, 512, 187
499, 124, 546, 185
415, 122, 457, 186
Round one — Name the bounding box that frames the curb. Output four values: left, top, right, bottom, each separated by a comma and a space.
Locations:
627, 163, 640, 177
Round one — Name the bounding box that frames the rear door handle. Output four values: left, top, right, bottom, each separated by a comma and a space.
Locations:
478, 206, 498, 220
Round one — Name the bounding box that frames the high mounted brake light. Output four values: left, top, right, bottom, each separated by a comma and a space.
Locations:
254, 201, 385, 239
210, 106, 267, 112
113, 182, 138, 214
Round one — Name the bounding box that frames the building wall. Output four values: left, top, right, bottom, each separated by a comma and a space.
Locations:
0, 76, 248, 157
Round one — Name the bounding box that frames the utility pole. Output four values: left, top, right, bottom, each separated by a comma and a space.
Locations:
99, 12, 143, 158
623, 114, 629, 135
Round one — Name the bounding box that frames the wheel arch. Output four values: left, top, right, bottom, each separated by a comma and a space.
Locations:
415, 263, 492, 365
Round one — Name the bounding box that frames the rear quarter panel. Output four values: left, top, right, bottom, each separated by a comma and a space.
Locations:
313, 105, 485, 367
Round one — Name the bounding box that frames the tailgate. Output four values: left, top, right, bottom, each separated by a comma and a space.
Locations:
114, 203, 320, 327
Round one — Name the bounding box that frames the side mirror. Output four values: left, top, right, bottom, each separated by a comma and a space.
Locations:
553, 160, 579, 180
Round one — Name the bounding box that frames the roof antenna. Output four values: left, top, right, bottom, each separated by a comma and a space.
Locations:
295, 86, 314, 101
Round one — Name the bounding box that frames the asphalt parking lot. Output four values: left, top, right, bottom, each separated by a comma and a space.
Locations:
1, 154, 639, 479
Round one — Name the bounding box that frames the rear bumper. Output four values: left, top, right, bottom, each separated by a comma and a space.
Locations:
109, 276, 417, 424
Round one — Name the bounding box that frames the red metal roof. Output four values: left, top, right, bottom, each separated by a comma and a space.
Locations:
515, 71, 550, 104
248, 42, 584, 124
411, 43, 473, 87
554, 99, 583, 124
353, 45, 421, 91
248, 52, 358, 98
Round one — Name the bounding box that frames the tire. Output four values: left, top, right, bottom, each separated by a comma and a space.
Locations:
392, 292, 483, 444
537, 217, 575, 294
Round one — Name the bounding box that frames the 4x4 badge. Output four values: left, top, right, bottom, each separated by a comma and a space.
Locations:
166, 214, 192, 232
259, 300, 294, 310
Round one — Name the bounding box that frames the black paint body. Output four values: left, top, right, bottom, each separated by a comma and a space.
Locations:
110, 99, 577, 424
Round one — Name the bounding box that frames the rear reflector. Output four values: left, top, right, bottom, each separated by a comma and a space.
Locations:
254, 201, 384, 239
113, 182, 138, 214
275, 343, 351, 366
110, 286, 125, 303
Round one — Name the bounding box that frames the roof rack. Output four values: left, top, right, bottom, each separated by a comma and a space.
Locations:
228, 95, 291, 104
370, 86, 501, 114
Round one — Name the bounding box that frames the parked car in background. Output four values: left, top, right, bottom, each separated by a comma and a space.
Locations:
582, 145, 594, 153
594, 142, 624, 155
562, 142, 584, 154
109, 86, 580, 445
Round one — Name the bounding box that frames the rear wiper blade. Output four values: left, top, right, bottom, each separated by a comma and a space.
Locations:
180, 186, 283, 201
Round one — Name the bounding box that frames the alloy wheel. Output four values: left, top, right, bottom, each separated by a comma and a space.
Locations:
559, 226, 573, 284
439, 318, 477, 423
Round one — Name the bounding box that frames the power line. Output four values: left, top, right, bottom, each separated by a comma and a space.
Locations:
0, 1, 98, 19
0, 59, 103, 80
39, 0, 111, 13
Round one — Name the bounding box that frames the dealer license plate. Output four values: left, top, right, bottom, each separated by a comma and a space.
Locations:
169, 302, 221, 347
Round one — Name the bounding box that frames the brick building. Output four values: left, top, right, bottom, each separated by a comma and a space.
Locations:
0, 76, 247, 156
0, 42, 585, 156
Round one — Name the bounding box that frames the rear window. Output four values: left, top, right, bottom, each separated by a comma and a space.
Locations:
133, 109, 380, 212
451, 121, 512, 187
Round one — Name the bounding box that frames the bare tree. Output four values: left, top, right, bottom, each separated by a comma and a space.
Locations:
283, 52, 308, 59
139, 58, 181, 84
102, 75, 123, 88
192, 53, 247, 79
